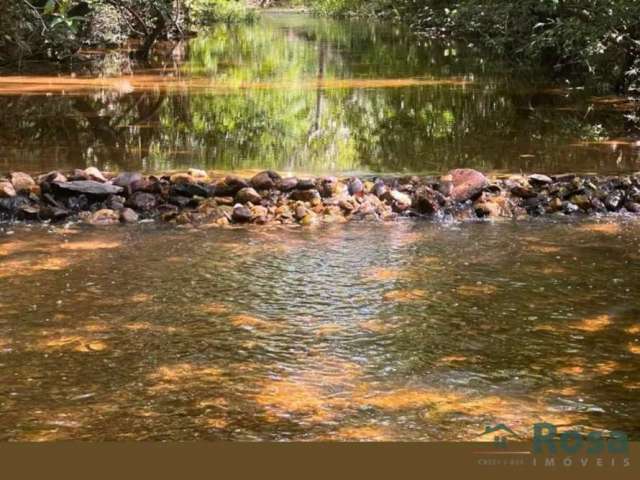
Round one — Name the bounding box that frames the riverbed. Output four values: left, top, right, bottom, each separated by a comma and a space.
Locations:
1, 13, 639, 441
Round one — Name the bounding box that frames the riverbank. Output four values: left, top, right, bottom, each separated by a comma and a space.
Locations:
1, 168, 639, 227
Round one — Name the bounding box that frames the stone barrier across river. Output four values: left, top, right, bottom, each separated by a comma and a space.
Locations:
1, 168, 640, 227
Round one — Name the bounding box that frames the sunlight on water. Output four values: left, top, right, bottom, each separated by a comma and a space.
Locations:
1, 219, 639, 440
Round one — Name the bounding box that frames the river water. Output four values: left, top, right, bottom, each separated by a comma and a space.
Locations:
1, 14, 639, 441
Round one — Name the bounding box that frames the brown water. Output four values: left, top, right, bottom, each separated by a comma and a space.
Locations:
1, 219, 640, 441
0, 13, 638, 175
1, 13, 640, 442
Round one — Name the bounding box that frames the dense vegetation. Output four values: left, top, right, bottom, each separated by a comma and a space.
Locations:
4, 0, 639, 94
308, 0, 640, 94
0, 0, 255, 65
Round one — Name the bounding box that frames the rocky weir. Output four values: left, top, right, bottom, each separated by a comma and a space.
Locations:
1, 167, 640, 227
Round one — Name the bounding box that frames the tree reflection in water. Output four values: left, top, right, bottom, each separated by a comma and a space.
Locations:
0, 13, 638, 175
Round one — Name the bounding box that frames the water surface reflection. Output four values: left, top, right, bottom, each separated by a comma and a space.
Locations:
0, 14, 638, 175
1, 219, 639, 440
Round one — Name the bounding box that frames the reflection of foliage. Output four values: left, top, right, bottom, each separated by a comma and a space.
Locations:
308, 0, 640, 94
0, 15, 638, 174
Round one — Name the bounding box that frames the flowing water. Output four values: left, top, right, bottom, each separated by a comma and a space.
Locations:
1, 220, 640, 441
1, 13, 640, 441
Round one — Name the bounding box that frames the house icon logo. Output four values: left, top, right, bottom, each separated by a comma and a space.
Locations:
481, 424, 522, 448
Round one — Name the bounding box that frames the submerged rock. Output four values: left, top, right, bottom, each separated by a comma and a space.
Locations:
90, 209, 120, 225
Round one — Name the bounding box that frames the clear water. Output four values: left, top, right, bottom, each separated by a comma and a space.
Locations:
1, 219, 639, 441
1, 13, 640, 442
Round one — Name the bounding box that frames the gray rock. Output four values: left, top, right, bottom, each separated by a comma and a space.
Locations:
53, 181, 123, 196
563, 202, 580, 214
371, 180, 387, 198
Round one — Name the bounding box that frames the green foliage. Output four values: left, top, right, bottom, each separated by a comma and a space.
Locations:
305, 0, 640, 93
0, 0, 257, 66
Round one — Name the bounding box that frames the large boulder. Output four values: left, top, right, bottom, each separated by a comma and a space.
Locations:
448, 169, 488, 202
